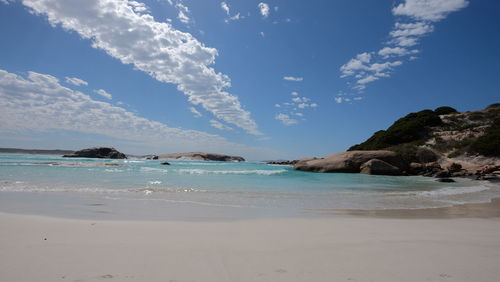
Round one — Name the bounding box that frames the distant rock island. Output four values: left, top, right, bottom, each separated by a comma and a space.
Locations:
158, 152, 245, 162
295, 104, 500, 180
63, 147, 127, 159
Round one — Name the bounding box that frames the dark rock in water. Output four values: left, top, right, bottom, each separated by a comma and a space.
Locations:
360, 159, 401, 175
158, 152, 245, 162
436, 178, 455, 183
160, 161, 171, 165
267, 160, 298, 165
294, 151, 405, 173
63, 147, 126, 159
146, 155, 159, 160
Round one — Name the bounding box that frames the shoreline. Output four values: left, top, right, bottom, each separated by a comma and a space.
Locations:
318, 197, 500, 219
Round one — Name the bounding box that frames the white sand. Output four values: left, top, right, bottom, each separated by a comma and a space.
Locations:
1, 212, 500, 282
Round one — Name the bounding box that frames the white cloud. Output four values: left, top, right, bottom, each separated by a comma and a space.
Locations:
290, 91, 299, 96
221, 2, 243, 23
209, 119, 233, 131
357, 75, 379, 85
275, 113, 297, 126
0, 69, 277, 157
378, 46, 418, 58
334, 97, 351, 104
293, 112, 303, 117
221, 2, 230, 15
94, 89, 113, 100
297, 103, 308, 109
340, 52, 371, 77
22, 0, 260, 135
393, 0, 469, 22
65, 76, 88, 86
339, 0, 468, 91
258, 2, 270, 18
291, 97, 311, 103
309, 103, 318, 108
283, 76, 303, 82
167, 0, 192, 24
274, 104, 281, 108
260, 31, 265, 37
190, 107, 202, 118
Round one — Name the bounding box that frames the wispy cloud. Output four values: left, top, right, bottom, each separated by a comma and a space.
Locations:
65, 76, 88, 86
0, 69, 276, 157
275, 113, 297, 126
22, 0, 261, 135
275, 93, 317, 125
283, 76, 303, 82
221, 2, 230, 15
167, 0, 192, 24
258, 2, 270, 18
210, 119, 233, 131
94, 89, 112, 100
190, 107, 202, 118
339, 0, 469, 92
221, 2, 243, 23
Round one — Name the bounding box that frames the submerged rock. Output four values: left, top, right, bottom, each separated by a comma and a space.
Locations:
63, 147, 126, 159
267, 160, 298, 165
160, 162, 171, 165
158, 152, 245, 162
436, 178, 455, 183
294, 150, 405, 174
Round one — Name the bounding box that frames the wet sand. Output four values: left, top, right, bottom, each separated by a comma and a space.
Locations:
325, 198, 500, 218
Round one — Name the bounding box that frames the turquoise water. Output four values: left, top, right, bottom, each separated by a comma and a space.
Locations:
0, 154, 499, 220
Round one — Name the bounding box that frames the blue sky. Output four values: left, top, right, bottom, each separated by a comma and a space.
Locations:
0, 0, 498, 160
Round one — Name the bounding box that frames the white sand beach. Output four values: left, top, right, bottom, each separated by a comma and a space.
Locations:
2, 211, 500, 282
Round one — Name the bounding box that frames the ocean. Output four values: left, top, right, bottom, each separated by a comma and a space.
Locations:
1, 153, 499, 220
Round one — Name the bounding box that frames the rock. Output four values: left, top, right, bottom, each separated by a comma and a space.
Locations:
415, 148, 438, 163
158, 152, 245, 162
294, 151, 405, 173
436, 178, 455, 183
267, 160, 298, 165
451, 171, 466, 177
360, 159, 401, 175
160, 161, 171, 165
435, 170, 451, 178
146, 155, 159, 160
447, 163, 462, 173
63, 147, 126, 159
409, 162, 424, 174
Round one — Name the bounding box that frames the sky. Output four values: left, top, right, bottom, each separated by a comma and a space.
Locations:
0, 0, 499, 160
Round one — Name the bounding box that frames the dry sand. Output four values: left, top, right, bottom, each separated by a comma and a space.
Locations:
1, 210, 500, 282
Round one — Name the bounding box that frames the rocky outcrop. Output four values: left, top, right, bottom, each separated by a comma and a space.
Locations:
294, 151, 405, 173
360, 159, 401, 175
146, 155, 159, 160
63, 147, 127, 159
158, 152, 245, 162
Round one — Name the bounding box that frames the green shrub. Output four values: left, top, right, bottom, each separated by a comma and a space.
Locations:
434, 106, 458, 115
348, 110, 442, 151
469, 118, 500, 157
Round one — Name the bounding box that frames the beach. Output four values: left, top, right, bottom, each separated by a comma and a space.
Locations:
2, 207, 500, 282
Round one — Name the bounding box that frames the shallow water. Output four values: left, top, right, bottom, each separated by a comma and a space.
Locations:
0, 154, 498, 220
